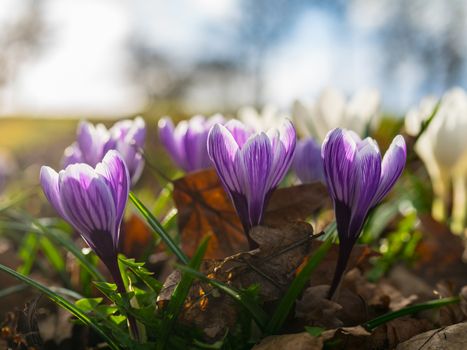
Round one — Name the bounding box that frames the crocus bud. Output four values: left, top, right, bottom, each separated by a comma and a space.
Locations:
158, 114, 224, 173
405, 88, 467, 229
292, 137, 324, 184
207, 119, 296, 248
40, 150, 139, 337
322, 128, 406, 298
41, 151, 129, 291
292, 88, 380, 140
63, 117, 146, 185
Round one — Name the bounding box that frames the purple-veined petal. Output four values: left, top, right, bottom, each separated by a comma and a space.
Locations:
59, 164, 117, 249
62, 143, 83, 167
322, 128, 358, 204
268, 119, 296, 188
40, 166, 69, 221
158, 117, 188, 170
184, 116, 210, 171
224, 119, 253, 148
236, 132, 272, 227
293, 137, 324, 183
207, 123, 242, 193
372, 135, 407, 206
95, 150, 130, 242
347, 138, 381, 239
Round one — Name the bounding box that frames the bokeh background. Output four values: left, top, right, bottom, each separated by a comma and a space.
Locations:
1, 0, 467, 186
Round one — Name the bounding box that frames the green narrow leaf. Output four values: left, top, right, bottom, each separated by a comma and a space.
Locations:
18, 232, 39, 275
0, 263, 121, 350
363, 296, 460, 331
266, 237, 333, 334
176, 264, 268, 330
159, 236, 210, 349
0, 219, 106, 282
129, 192, 189, 265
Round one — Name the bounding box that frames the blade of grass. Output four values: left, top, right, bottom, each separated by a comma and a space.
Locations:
129, 192, 189, 265
159, 236, 210, 350
0, 263, 121, 350
363, 296, 459, 331
0, 220, 106, 282
265, 237, 333, 334
176, 264, 268, 330
17, 232, 39, 275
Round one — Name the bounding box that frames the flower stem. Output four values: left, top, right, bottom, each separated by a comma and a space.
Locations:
327, 243, 353, 299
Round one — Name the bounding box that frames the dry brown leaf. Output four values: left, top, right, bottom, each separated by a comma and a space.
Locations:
172, 169, 247, 259
252, 332, 323, 350
296, 285, 344, 328
263, 182, 330, 226
308, 243, 375, 287
321, 326, 371, 350
208, 222, 314, 301
414, 215, 467, 287
173, 169, 329, 259
460, 286, 467, 318
158, 222, 316, 339
121, 214, 153, 259
296, 283, 368, 328
395, 322, 467, 350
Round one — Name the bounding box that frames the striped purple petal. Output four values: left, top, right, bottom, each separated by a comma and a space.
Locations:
207, 123, 242, 194
372, 135, 407, 206
322, 127, 406, 298
236, 133, 272, 227
95, 150, 130, 243
40, 166, 69, 222
293, 137, 324, 184
208, 119, 296, 243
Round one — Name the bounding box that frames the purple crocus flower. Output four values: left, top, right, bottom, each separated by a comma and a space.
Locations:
207, 119, 296, 248
158, 114, 224, 172
293, 137, 324, 184
63, 117, 146, 185
322, 128, 406, 298
41, 150, 129, 286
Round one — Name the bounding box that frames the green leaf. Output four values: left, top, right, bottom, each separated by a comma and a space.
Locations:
0, 219, 106, 282
0, 262, 121, 350
129, 192, 189, 265
305, 326, 324, 337
266, 237, 333, 334
118, 256, 162, 292
175, 264, 269, 330
75, 297, 104, 312
17, 232, 39, 275
363, 296, 460, 331
159, 236, 210, 349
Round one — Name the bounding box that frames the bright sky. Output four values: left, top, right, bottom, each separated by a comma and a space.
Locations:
0, 0, 433, 117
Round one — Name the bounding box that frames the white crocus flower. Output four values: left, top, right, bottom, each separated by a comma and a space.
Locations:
238, 104, 287, 131
405, 88, 467, 231
292, 87, 380, 140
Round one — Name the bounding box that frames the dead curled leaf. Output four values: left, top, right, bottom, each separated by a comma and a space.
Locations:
158, 222, 316, 339
395, 322, 467, 350
413, 215, 467, 287
173, 169, 329, 259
